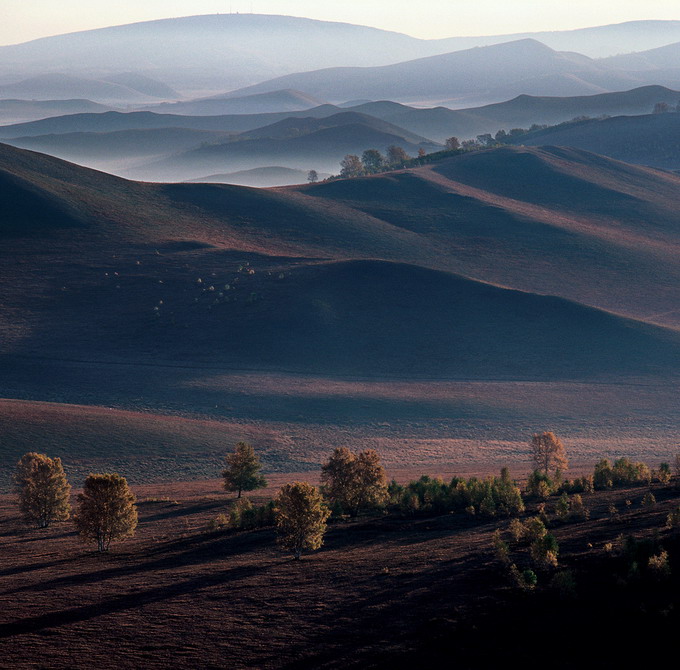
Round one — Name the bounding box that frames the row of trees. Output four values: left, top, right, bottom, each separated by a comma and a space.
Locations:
339, 145, 420, 177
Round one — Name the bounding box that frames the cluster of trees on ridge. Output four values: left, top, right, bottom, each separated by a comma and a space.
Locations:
331, 98, 680, 180
11, 432, 680, 564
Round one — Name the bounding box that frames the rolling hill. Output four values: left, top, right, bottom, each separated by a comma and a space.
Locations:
3, 140, 680, 370
512, 112, 680, 169
4, 141, 680, 479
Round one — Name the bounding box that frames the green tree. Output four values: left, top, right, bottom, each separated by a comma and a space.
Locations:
320, 447, 388, 516
274, 482, 330, 559
361, 148, 385, 173
222, 441, 267, 498
14, 452, 71, 528
530, 432, 568, 476
73, 473, 137, 552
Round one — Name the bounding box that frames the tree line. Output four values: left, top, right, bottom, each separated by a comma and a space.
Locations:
11, 432, 680, 560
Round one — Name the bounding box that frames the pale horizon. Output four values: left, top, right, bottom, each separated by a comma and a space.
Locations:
2, 2, 680, 47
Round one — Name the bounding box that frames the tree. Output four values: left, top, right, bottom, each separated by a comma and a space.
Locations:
73, 474, 137, 552
274, 482, 330, 559
386, 145, 409, 166
14, 452, 71, 528
445, 136, 460, 150
339, 154, 363, 178
361, 148, 385, 174
530, 432, 568, 475
320, 447, 388, 516
307, 169, 318, 183
653, 101, 670, 114
222, 441, 267, 498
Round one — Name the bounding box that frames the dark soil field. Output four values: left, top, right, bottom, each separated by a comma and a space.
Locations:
1, 474, 679, 669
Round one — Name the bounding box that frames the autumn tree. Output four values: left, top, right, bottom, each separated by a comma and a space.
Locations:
530, 432, 568, 476
222, 441, 267, 498
274, 482, 330, 559
73, 473, 137, 552
445, 136, 460, 150
321, 447, 388, 516
339, 154, 363, 178
386, 145, 409, 166
14, 452, 71, 528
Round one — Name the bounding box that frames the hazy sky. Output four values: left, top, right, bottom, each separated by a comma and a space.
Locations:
2, 1, 680, 45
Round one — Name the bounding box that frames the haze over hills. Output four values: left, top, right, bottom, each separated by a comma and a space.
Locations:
2, 85, 678, 150
0, 73, 177, 105
4, 15, 680, 98
187, 166, 328, 188
148, 89, 327, 116
127, 113, 441, 180
0, 99, 114, 126
225, 39, 647, 106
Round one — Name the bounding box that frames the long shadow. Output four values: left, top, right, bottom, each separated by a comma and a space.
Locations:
0, 560, 270, 639
0, 526, 274, 597
138, 499, 225, 524
0, 554, 82, 579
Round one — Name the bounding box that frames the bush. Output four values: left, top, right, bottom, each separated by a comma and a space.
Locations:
550, 570, 577, 599
641, 491, 656, 507
531, 533, 559, 568
656, 463, 672, 484
526, 470, 554, 499
492, 529, 511, 564
509, 563, 537, 590
666, 507, 680, 529
648, 550, 671, 578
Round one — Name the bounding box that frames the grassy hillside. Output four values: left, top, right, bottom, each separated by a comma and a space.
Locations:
514, 112, 680, 169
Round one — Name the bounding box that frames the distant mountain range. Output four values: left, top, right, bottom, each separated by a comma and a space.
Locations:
187, 166, 329, 187
4, 15, 680, 97
0, 73, 180, 105
0, 98, 114, 126
228, 37, 680, 106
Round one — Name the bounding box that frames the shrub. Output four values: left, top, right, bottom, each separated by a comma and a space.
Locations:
648, 550, 671, 578
569, 494, 589, 521
526, 470, 554, 499
666, 507, 680, 529
555, 493, 570, 520
593, 460, 614, 489
531, 532, 559, 568
509, 518, 525, 543
524, 517, 547, 543
207, 513, 229, 531
509, 563, 537, 590
550, 570, 577, 599
492, 529, 511, 564
641, 491, 657, 507
656, 463, 672, 484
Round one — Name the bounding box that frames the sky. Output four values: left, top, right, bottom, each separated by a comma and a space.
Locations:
2, 0, 680, 46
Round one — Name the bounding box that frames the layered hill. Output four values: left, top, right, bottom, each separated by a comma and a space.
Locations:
129, 113, 440, 180
148, 89, 327, 116
514, 112, 680, 169
187, 167, 328, 187
0, 99, 114, 126
3, 142, 680, 382
228, 39, 642, 106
